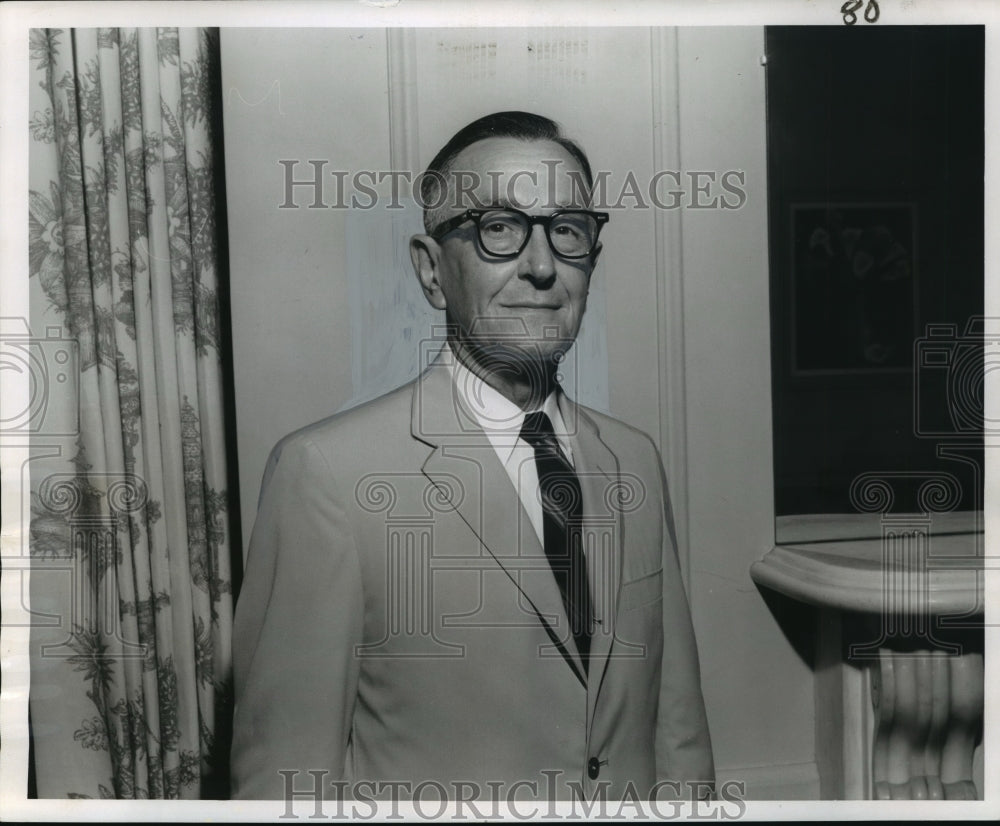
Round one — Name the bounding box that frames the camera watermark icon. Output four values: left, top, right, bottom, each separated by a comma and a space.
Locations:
0, 317, 79, 436
415, 322, 582, 441
914, 317, 998, 438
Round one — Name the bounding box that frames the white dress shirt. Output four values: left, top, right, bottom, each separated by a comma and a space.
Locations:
447, 350, 574, 547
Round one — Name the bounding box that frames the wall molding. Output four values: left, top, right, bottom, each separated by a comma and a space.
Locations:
815, 607, 873, 799
386, 28, 420, 173
650, 27, 691, 587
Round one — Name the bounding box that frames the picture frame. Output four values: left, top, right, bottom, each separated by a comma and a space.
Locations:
789, 202, 918, 376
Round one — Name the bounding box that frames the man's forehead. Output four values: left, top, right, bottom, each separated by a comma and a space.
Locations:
444, 136, 589, 209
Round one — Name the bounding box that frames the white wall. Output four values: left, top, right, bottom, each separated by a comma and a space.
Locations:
221, 27, 392, 523
221, 26, 818, 798
675, 28, 818, 796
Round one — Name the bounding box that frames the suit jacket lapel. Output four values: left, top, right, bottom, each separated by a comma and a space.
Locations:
558, 393, 625, 721
413, 353, 586, 683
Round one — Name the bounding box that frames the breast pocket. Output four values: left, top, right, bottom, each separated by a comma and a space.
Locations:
619, 568, 663, 612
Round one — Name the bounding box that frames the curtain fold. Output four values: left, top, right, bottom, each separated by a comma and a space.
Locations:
27, 27, 234, 799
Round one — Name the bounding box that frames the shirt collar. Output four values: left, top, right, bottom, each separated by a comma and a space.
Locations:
446, 344, 573, 465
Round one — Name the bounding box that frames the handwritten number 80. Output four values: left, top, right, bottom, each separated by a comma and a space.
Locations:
841, 0, 880, 25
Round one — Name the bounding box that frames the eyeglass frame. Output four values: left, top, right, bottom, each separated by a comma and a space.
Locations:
430, 207, 610, 260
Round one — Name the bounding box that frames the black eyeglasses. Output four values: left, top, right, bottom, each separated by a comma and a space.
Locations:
431, 207, 609, 259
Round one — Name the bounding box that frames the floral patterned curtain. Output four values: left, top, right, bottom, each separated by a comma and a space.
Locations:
27, 28, 234, 799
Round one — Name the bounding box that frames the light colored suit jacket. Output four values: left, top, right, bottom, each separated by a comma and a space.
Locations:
231, 354, 714, 801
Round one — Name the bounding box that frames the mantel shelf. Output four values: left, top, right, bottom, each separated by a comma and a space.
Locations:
749, 532, 984, 616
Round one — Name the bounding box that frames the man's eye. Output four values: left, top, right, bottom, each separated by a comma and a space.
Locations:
483, 222, 515, 235
552, 224, 582, 238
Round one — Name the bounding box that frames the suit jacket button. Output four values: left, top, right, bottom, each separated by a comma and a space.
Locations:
587, 757, 600, 780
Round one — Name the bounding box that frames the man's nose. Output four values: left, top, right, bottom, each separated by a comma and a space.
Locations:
518, 224, 556, 281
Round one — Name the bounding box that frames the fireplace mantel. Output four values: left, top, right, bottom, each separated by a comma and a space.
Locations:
751, 526, 984, 800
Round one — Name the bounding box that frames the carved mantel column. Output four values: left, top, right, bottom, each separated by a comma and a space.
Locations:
751, 511, 983, 800
869, 642, 983, 800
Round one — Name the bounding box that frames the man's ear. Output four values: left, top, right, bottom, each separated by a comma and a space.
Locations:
410, 234, 448, 311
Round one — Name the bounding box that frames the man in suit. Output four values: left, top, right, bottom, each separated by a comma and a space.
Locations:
231, 112, 714, 804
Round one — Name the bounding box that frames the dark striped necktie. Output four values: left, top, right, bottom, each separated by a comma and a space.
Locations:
520, 410, 593, 671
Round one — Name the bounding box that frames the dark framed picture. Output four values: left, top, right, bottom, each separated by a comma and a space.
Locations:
790, 203, 917, 376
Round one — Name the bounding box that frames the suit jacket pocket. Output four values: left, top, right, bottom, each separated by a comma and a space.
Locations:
619, 568, 663, 611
